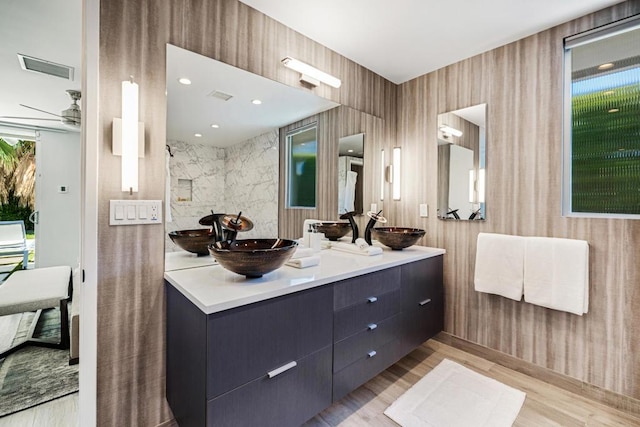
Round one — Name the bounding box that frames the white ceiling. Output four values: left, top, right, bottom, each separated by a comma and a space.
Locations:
166, 44, 338, 147
0, 0, 82, 134
239, 0, 624, 84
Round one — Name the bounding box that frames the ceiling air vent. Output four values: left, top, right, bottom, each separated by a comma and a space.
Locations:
17, 53, 74, 80
208, 90, 234, 101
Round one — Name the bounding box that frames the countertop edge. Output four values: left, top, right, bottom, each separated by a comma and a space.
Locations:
165, 246, 445, 314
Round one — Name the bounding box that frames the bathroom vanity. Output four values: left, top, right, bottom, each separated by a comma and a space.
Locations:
165, 246, 444, 427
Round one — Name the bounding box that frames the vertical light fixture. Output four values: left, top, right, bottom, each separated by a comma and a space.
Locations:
380, 149, 385, 201
478, 168, 486, 203
469, 169, 476, 203
121, 78, 139, 194
392, 147, 401, 200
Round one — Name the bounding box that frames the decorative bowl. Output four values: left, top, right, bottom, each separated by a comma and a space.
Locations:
168, 229, 215, 256
371, 227, 425, 250
208, 239, 298, 278
313, 222, 352, 241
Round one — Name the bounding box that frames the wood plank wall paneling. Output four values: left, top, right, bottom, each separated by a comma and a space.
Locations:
98, 1, 396, 425
278, 106, 385, 239
396, 0, 640, 403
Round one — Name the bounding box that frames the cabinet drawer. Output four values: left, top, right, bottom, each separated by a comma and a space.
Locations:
334, 313, 401, 372
207, 346, 332, 427
332, 339, 403, 402
206, 286, 332, 399
334, 267, 401, 311
401, 256, 443, 310
402, 292, 444, 351
334, 288, 401, 341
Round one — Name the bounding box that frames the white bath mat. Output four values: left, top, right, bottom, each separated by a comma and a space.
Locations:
384, 359, 526, 427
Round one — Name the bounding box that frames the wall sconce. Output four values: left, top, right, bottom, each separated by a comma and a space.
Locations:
392, 147, 401, 200
439, 125, 463, 138
469, 168, 486, 204
380, 149, 385, 201
112, 78, 144, 194
281, 56, 342, 88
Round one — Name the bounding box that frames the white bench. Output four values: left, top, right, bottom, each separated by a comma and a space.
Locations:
0, 265, 72, 359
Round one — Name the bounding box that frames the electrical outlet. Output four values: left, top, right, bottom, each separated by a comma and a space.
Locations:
150, 204, 159, 221
370, 203, 377, 213
419, 204, 428, 217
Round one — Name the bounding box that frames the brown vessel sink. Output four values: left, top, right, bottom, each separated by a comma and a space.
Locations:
208, 239, 298, 278
371, 227, 425, 250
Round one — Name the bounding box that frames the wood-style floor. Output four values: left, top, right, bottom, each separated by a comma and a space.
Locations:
2, 338, 639, 426
306, 339, 640, 426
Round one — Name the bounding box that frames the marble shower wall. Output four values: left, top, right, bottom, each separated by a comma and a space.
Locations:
165, 139, 226, 251
225, 130, 279, 239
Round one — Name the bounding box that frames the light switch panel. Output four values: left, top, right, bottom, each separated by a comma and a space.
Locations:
110, 200, 163, 225
419, 204, 428, 217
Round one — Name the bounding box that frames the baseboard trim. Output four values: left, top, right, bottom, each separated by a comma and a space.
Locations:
434, 332, 640, 418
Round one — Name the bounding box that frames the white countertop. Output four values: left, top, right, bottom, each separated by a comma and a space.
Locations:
164, 245, 445, 314
164, 251, 217, 272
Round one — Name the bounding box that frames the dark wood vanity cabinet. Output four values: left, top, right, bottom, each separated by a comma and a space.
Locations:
166, 285, 333, 427
166, 255, 443, 427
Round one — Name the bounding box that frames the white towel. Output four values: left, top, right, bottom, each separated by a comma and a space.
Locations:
331, 242, 383, 256
474, 233, 525, 301
286, 256, 320, 269
354, 238, 368, 250
291, 247, 314, 259
524, 237, 589, 315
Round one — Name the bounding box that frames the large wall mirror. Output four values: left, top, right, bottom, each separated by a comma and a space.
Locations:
338, 133, 364, 215
164, 44, 338, 265
437, 104, 487, 220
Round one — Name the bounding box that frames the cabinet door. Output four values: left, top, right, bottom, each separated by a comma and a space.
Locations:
207, 285, 332, 399
207, 346, 332, 427
401, 256, 444, 353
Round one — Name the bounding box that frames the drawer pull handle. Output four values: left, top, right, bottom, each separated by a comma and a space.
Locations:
367, 296, 378, 303
368, 350, 377, 358
267, 361, 297, 378
419, 298, 432, 306
368, 323, 378, 331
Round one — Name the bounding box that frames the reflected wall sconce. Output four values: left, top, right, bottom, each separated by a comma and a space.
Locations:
468, 168, 486, 204
112, 77, 144, 194
439, 125, 463, 138
281, 56, 342, 88
380, 149, 385, 201
392, 147, 401, 200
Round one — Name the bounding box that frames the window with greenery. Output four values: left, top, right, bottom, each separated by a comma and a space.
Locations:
0, 138, 36, 231
563, 17, 640, 217
286, 124, 317, 208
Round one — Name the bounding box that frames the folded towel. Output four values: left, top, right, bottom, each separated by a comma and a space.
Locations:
286, 256, 320, 269
331, 242, 383, 256
524, 237, 589, 315
354, 238, 368, 250
474, 233, 525, 301
291, 247, 314, 259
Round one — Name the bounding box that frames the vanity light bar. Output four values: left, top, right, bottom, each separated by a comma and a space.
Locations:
439, 125, 463, 137
380, 149, 385, 201
392, 147, 401, 201
281, 57, 342, 88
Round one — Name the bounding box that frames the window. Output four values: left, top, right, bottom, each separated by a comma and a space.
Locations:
286, 124, 317, 208
563, 16, 640, 217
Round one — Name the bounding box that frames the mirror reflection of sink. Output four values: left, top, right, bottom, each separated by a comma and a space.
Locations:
371, 227, 425, 250
168, 229, 215, 256
313, 222, 352, 241
209, 239, 298, 278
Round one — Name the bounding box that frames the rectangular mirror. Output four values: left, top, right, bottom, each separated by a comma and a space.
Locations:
286, 124, 318, 208
437, 103, 487, 220
338, 133, 364, 215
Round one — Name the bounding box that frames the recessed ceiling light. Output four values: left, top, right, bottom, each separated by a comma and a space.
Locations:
348, 149, 354, 153
252, 99, 262, 105
598, 63, 614, 70
178, 77, 192, 85
211, 124, 219, 128
194, 133, 202, 137
608, 108, 619, 113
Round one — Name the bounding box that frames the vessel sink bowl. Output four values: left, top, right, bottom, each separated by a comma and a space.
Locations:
313, 222, 352, 241
208, 239, 298, 278
371, 227, 425, 250
168, 229, 215, 256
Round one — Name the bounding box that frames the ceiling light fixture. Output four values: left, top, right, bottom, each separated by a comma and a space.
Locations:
194, 133, 202, 137
178, 77, 192, 85
281, 56, 342, 88
598, 63, 614, 70
252, 99, 262, 105
439, 125, 463, 137
211, 124, 219, 128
